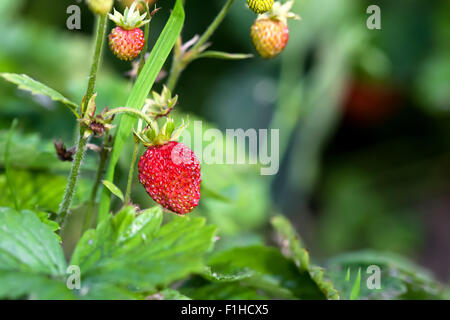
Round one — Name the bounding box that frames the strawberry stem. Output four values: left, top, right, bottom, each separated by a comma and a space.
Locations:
124, 141, 140, 204
58, 134, 88, 227
191, 0, 235, 53
83, 15, 108, 115
58, 14, 108, 229
103, 107, 154, 125
166, 0, 236, 91
83, 134, 111, 232
137, 1, 151, 75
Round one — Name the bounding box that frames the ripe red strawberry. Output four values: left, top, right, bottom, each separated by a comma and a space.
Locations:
251, 19, 289, 59
250, 1, 300, 59
138, 141, 201, 215
108, 2, 150, 61
109, 27, 145, 61
247, 0, 274, 14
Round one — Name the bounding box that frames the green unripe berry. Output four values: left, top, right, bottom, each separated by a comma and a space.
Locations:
87, 0, 114, 16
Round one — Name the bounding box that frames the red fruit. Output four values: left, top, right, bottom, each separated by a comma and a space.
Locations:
251, 19, 289, 59
138, 141, 201, 215
108, 27, 145, 61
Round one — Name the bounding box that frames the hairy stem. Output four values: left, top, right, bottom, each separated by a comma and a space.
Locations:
124, 141, 140, 204
58, 14, 108, 228
82, 136, 111, 232
83, 14, 108, 114
58, 134, 88, 227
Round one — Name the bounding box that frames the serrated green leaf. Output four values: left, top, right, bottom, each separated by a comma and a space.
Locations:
71, 206, 217, 298
36, 211, 61, 242
71, 206, 163, 269
0, 73, 79, 118
0, 207, 66, 275
0, 270, 74, 300
271, 215, 340, 300
99, 0, 185, 222
205, 245, 326, 299
102, 180, 124, 202
0, 207, 69, 299
202, 266, 254, 283
271, 215, 309, 270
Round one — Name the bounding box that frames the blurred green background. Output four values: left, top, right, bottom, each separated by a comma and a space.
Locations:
0, 0, 449, 286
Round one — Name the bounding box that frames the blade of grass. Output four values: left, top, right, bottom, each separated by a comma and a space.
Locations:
98, 0, 185, 223
350, 268, 361, 300
5, 119, 19, 210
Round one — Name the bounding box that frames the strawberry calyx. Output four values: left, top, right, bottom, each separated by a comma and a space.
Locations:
257, 0, 301, 24
133, 85, 184, 147
80, 94, 115, 138
109, 1, 150, 30
134, 117, 188, 147
145, 85, 178, 119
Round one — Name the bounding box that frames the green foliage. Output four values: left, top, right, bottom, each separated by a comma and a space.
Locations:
349, 268, 361, 300
327, 250, 446, 300
182, 245, 326, 299
71, 205, 217, 298
181, 215, 341, 301
271, 215, 340, 300
0, 205, 218, 299
102, 180, 124, 202
0, 73, 79, 118
0, 170, 91, 213
5, 119, 19, 210
99, 0, 185, 222
0, 207, 72, 299
0, 130, 89, 171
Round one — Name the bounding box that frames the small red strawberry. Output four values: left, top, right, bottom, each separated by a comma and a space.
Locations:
250, 1, 300, 59
134, 96, 200, 215
247, 0, 274, 14
138, 141, 201, 215
108, 2, 150, 61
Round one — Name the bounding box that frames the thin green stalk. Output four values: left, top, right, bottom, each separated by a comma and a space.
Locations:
58, 134, 88, 226
103, 106, 154, 124
138, 2, 151, 75
58, 14, 108, 227
166, 52, 184, 92
124, 141, 140, 204
166, 0, 235, 91
82, 135, 111, 232
190, 0, 235, 53
83, 14, 108, 114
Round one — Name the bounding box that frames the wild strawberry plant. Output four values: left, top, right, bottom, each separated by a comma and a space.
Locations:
0, 0, 447, 300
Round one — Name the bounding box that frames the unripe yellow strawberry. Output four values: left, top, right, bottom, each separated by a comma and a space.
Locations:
247, 0, 274, 14
251, 18, 289, 59
250, 1, 300, 59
